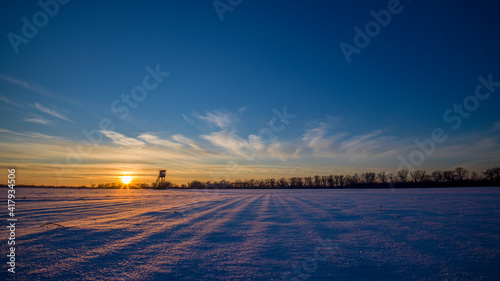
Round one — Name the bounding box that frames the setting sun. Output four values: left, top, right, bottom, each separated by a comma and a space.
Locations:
121, 176, 133, 185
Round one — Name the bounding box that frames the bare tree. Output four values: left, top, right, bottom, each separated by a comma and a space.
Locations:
313, 175, 321, 187
334, 175, 344, 187
387, 172, 396, 183
257, 179, 266, 188
188, 180, 205, 188
248, 179, 256, 188
454, 167, 469, 182
277, 177, 288, 188
377, 172, 387, 184
218, 179, 231, 188
410, 170, 426, 183
304, 177, 313, 187
443, 170, 455, 182
321, 176, 328, 187
469, 171, 481, 182
398, 169, 409, 183
327, 175, 335, 187
350, 173, 360, 186
289, 177, 303, 188
363, 172, 376, 184
431, 170, 444, 183
343, 175, 351, 186
297, 177, 304, 188
483, 167, 500, 182
268, 178, 276, 188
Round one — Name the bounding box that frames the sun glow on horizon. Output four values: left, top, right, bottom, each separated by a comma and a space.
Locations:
121, 176, 133, 185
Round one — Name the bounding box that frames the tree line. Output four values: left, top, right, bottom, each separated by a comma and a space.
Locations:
168, 166, 500, 189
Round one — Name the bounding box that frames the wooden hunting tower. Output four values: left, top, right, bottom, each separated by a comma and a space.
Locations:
154, 169, 166, 188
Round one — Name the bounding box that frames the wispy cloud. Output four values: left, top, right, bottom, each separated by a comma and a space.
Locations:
0, 129, 65, 142
194, 110, 237, 129
27, 132, 65, 141
23, 112, 53, 125
0, 74, 56, 98
0, 95, 12, 104
238, 104, 251, 114
24, 117, 52, 125
138, 133, 183, 149
172, 134, 201, 150
302, 117, 345, 154
339, 129, 384, 151
201, 130, 264, 159
100, 130, 145, 147
299, 116, 500, 171
300, 117, 398, 163
34, 102, 73, 123
266, 141, 301, 161
186, 106, 250, 130
182, 114, 196, 125
138, 133, 206, 156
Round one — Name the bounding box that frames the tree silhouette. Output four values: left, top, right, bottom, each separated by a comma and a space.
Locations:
398, 169, 409, 183
304, 177, 313, 187
483, 167, 500, 183
277, 177, 288, 188
313, 175, 321, 187
410, 170, 426, 183
455, 167, 469, 182
334, 175, 344, 187
377, 172, 387, 184
431, 170, 444, 183
443, 170, 455, 182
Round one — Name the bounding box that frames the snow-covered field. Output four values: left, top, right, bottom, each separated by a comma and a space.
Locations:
1, 187, 500, 280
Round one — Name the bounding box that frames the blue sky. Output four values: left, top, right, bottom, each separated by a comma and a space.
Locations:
1, 0, 499, 185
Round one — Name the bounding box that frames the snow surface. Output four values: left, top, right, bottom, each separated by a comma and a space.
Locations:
1, 187, 500, 280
